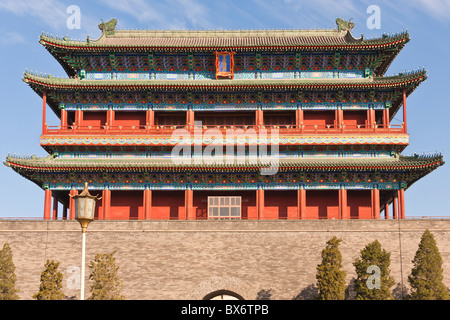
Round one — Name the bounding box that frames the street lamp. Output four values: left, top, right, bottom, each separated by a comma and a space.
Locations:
70, 182, 101, 300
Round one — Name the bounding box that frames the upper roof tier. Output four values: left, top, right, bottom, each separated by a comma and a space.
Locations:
23, 69, 426, 120
23, 68, 426, 91
40, 18, 409, 77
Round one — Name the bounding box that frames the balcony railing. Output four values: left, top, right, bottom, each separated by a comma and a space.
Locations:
43, 123, 405, 135
0, 215, 448, 221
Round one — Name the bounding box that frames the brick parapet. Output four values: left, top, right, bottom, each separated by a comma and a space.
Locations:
1, 219, 448, 300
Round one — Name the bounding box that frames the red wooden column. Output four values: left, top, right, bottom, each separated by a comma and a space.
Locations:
143, 188, 152, 220
372, 188, 380, 219
43, 189, 52, 220
256, 188, 264, 219
296, 108, 303, 131
336, 108, 343, 131
383, 108, 390, 128
402, 89, 407, 133
335, 109, 339, 128
366, 109, 370, 128
298, 108, 304, 132
102, 188, 111, 220
339, 187, 348, 219
393, 195, 398, 219
146, 109, 154, 128
297, 187, 306, 219
398, 189, 405, 219
42, 90, 47, 134
384, 203, 389, 219
185, 189, 194, 220
69, 189, 78, 220
52, 196, 58, 220
255, 109, 264, 128
369, 107, 376, 131
106, 109, 114, 128
61, 109, 68, 128
75, 109, 83, 127
186, 109, 194, 129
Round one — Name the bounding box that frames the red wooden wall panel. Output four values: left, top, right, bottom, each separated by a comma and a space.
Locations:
264, 190, 297, 219
305, 190, 339, 219
82, 111, 107, 127
342, 110, 367, 127
347, 190, 372, 219
109, 191, 143, 220
114, 111, 146, 127
303, 111, 335, 126
195, 112, 255, 126
151, 190, 185, 220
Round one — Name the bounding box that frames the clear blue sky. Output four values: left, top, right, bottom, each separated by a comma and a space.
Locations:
0, 0, 449, 218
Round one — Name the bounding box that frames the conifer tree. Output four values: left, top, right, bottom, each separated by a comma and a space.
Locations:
0, 243, 19, 300
408, 229, 449, 300
88, 251, 124, 300
353, 240, 395, 300
316, 236, 347, 300
33, 260, 65, 300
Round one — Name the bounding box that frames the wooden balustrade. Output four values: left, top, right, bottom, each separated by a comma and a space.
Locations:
43, 123, 405, 135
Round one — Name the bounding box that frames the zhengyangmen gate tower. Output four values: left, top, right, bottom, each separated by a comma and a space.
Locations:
5, 18, 443, 221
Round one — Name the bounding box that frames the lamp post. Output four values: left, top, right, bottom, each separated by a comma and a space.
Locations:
70, 182, 100, 300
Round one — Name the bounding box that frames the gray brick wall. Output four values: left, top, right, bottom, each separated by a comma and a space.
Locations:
0, 219, 448, 300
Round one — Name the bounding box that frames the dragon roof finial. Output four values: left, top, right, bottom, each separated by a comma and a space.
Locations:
336, 18, 355, 32
98, 18, 117, 36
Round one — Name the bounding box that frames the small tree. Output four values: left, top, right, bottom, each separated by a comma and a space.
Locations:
33, 260, 65, 300
0, 243, 19, 300
353, 240, 395, 300
408, 229, 449, 300
316, 236, 347, 300
88, 251, 124, 300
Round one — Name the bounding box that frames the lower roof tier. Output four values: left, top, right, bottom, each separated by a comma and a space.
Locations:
5, 153, 443, 191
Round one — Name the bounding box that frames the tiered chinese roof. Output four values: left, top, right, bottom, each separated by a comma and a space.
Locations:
23, 69, 426, 119
4, 153, 444, 189
40, 27, 409, 77
5, 18, 443, 199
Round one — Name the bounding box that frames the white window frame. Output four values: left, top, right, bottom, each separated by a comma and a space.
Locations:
207, 196, 241, 220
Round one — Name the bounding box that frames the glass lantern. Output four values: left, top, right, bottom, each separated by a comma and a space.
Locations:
71, 182, 100, 232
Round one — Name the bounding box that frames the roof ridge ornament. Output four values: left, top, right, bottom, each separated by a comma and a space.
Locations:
98, 18, 117, 36
335, 18, 355, 32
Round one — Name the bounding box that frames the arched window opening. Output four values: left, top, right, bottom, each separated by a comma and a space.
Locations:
203, 290, 244, 300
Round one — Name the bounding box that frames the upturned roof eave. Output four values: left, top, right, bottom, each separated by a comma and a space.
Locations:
5, 153, 443, 191
22, 69, 426, 122
39, 30, 409, 51
39, 29, 409, 78
4, 154, 444, 171
22, 69, 426, 91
